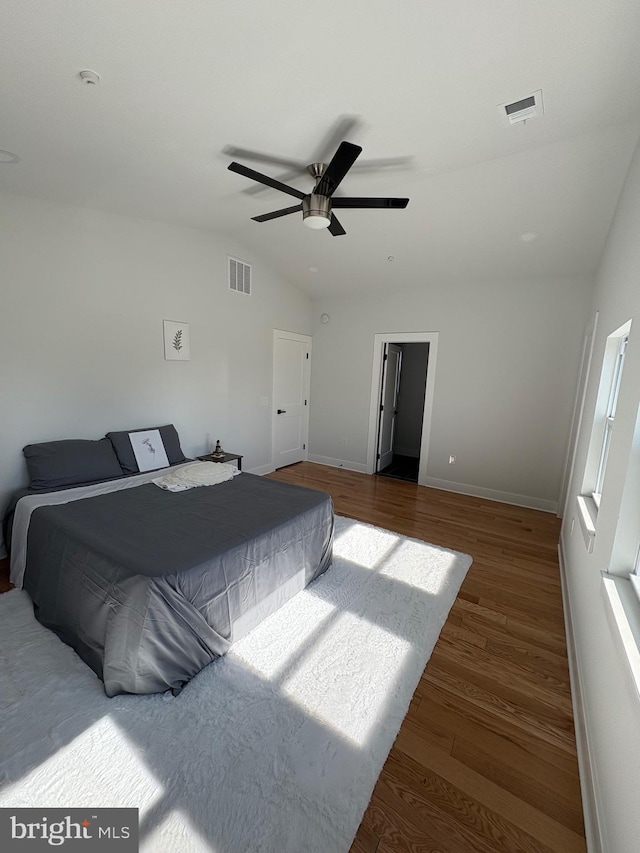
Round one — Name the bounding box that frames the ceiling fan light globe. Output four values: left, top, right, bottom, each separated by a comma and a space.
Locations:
302, 193, 332, 230
303, 214, 331, 230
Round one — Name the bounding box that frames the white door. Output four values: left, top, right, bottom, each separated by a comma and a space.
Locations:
376, 343, 402, 471
272, 330, 311, 469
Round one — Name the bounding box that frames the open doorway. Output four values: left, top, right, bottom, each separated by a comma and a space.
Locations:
366, 332, 439, 487
376, 342, 430, 482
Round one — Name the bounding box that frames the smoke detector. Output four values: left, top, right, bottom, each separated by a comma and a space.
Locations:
78, 70, 100, 86
498, 89, 544, 126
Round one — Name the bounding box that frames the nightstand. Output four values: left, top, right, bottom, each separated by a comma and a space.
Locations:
197, 452, 243, 471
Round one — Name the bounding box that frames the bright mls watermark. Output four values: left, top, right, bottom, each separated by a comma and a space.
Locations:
0, 808, 138, 850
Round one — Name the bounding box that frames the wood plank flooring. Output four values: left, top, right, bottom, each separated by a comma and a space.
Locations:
266, 462, 585, 853
0, 462, 585, 852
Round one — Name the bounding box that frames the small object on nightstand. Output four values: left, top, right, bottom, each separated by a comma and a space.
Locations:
212, 439, 224, 459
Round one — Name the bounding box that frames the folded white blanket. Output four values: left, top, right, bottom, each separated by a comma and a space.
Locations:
153, 461, 237, 492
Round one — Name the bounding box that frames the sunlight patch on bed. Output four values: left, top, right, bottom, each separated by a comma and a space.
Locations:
281, 611, 411, 747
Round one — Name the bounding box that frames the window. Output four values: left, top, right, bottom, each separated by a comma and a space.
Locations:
577, 320, 631, 552
592, 334, 627, 508
584, 323, 640, 703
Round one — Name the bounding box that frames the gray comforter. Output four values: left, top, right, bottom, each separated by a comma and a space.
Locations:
21, 473, 333, 696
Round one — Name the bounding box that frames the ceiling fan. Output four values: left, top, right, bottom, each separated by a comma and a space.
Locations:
224, 116, 412, 197
228, 141, 410, 236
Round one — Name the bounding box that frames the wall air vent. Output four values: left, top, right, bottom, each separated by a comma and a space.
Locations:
498, 89, 544, 126
228, 256, 251, 295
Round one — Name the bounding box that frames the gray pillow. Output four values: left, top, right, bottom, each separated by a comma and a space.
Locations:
23, 438, 124, 491
106, 424, 186, 475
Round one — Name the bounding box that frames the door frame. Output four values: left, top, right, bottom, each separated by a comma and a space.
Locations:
366, 331, 439, 486
376, 343, 403, 472
271, 329, 312, 470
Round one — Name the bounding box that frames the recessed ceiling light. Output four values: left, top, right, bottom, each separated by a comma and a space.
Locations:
0, 149, 20, 164
519, 232, 539, 243
308, 266, 319, 273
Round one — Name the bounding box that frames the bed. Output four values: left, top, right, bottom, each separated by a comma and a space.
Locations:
5, 425, 333, 697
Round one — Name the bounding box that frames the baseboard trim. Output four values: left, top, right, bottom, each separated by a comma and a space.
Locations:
278, 462, 558, 513
423, 477, 558, 513
247, 463, 275, 476
557, 539, 604, 853
307, 455, 368, 474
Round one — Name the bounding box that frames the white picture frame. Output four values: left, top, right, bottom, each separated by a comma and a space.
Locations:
163, 320, 190, 361
129, 429, 170, 472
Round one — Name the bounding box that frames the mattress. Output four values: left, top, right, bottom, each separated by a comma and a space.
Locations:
12, 471, 333, 696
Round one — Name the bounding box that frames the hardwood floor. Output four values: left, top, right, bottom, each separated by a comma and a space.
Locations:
267, 462, 585, 853
0, 463, 584, 852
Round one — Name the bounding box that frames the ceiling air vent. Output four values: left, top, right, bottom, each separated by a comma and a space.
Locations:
228, 256, 251, 295
498, 89, 544, 125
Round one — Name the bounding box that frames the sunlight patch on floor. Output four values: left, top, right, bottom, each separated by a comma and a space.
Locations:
230, 592, 337, 680
141, 808, 216, 853
281, 610, 411, 747
336, 519, 456, 596
333, 520, 400, 569
379, 540, 456, 596
230, 520, 453, 745
2, 716, 163, 814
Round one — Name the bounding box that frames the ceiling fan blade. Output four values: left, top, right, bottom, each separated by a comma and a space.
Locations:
351, 156, 413, 172
243, 168, 306, 196
312, 115, 362, 164
223, 146, 304, 172
332, 197, 410, 209
252, 204, 302, 223
328, 214, 346, 236
315, 142, 362, 197
228, 162, 306, 200
244, 156, 413, 196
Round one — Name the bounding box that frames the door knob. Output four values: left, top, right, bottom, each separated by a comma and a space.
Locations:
277, 409, 287, 414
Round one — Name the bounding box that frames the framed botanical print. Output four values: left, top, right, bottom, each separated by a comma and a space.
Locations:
163, 320, 190, 361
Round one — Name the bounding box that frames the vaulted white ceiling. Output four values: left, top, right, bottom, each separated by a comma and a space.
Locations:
2, 1, 639, 296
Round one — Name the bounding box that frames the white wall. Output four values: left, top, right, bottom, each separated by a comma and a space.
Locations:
560, 137, 640, 853
0, 193, 312, 553
308, 273, 593, 510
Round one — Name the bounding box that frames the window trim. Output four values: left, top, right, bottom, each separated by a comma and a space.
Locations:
592, 335, 627, 507
602, 572, 640, 705
578, 321, 631, 551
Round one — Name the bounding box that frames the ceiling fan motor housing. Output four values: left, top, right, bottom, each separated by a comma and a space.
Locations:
302, 193, 332, 228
